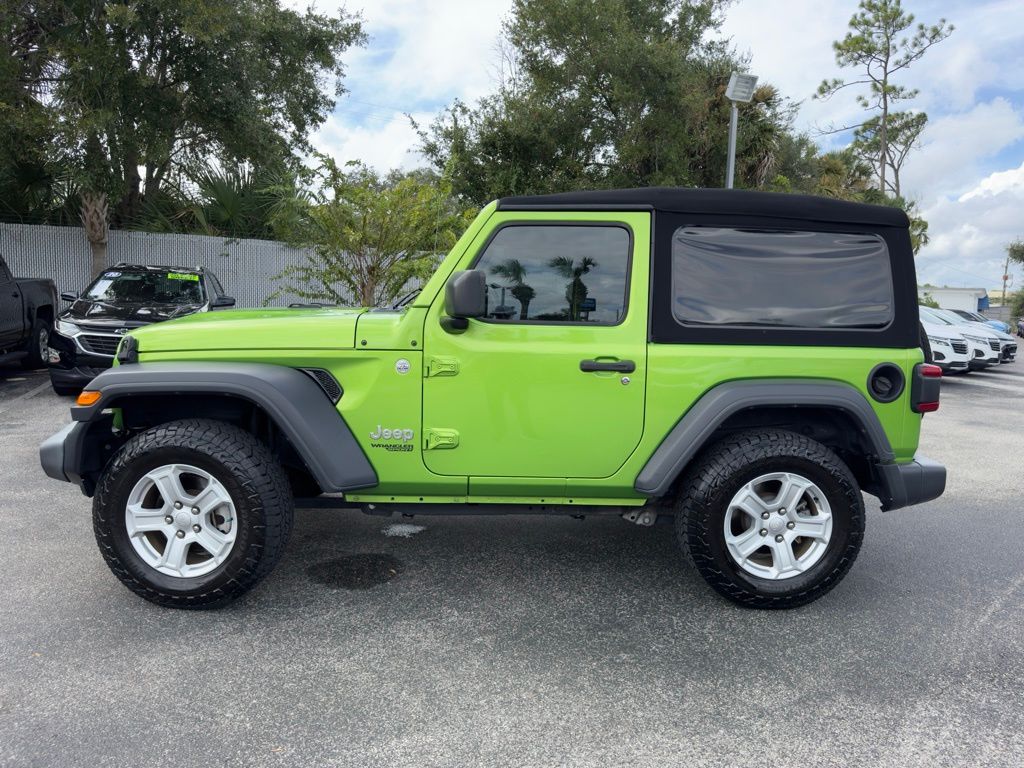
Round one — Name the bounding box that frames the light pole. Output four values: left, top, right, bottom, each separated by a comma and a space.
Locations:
724, 72, 759, 189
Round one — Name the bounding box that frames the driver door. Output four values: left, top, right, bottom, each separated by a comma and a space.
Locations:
421, 212, 650, 491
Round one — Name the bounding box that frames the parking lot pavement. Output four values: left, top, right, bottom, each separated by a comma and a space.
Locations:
1, 364, 1023, 768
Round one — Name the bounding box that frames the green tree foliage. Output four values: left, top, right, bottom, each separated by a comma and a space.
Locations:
2, 0, 364, 227
134, 165, 302, 240
269, 159, 477, 307
418, 0, 794, 205
816, 0, 952, 195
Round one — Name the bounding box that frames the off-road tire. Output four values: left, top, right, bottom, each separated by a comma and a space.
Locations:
93, 419, 294, 609
675, 429, 864, 609
21, 318, 49, 369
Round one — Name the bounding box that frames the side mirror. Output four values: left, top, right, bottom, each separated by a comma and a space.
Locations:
211, 295, 236, 308
60, 292, 77, 302
443, 270, 487, 332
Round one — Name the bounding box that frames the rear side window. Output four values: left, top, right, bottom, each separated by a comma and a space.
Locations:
473, 224, 631, 324
671, 227, 893, 328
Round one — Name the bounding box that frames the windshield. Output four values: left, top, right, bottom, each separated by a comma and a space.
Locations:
933, 309, 968, 325
84, 270, 205, 305
920, 307, 951, 325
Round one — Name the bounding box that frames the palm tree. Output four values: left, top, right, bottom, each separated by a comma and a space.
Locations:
490, 258, 535, 319
80, 190, 108, 277
548, 256, 596, 321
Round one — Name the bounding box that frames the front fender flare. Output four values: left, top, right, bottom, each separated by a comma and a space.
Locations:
69, 362, 377, 493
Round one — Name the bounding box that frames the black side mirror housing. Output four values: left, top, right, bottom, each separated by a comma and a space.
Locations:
60, 292, 77, 302
211, 295, 236, 308
443, 270, 486, 332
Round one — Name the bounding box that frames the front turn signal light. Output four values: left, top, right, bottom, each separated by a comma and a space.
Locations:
76, 390, 102, 406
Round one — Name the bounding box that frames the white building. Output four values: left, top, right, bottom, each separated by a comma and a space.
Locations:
918, 286, 989, 312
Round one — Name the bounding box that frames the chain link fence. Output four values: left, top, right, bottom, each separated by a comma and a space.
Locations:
0, 223, 315, 307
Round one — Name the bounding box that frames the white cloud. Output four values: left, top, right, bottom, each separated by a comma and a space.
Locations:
915, 161, 1024, 288
292, 0, 513, 170
309, 110, 435, 170
900, 97, 1024, 199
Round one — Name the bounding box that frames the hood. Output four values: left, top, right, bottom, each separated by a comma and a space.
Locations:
66, 298, 204, 326
921, 320, 965, 341
962, 321, 1003, 339
129, 306, 368, 353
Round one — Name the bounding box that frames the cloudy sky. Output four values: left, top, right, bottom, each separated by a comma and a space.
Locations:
291, 0, 1024, 290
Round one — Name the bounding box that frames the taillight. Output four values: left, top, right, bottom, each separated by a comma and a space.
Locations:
911, 363, 942, 414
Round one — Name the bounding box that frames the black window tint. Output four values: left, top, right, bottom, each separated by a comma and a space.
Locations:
671, 227, 893, 328
474, 225, 630, 323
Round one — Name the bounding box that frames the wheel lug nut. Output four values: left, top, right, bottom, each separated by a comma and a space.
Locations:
761, 511, 770, 520
787, 521, 795, 530
778, 507, 786, 515
164, 515, 173, 524
191, 507, 200, 515
759, 528, 768, 537
192, 524, 201, 533
175, 530, 185, 539
174, 501, 183, 510
775, 534, 784, 543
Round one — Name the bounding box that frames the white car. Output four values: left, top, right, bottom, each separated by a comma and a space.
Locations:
921, 307, 1000, 369
934, 307, 1017, 365
919, 315, 970, 373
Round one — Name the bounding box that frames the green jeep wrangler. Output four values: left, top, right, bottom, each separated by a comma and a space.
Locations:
40, 189, 945, 610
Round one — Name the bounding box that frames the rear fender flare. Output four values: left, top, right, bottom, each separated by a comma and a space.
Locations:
634, 379, 895, 498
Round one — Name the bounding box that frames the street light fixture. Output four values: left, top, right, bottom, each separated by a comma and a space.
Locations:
724, 72, 759, 189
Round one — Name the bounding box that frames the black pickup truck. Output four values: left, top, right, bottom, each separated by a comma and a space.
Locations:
0, 255, 57, 369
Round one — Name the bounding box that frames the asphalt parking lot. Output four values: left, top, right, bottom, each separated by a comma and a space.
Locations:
1, 363, 1023, 768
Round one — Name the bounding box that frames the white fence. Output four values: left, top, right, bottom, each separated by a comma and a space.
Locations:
0, 223, 315, 307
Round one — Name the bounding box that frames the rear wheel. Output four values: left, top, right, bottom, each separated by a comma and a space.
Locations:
676, 429, 864, 609
93, 419, 294, 608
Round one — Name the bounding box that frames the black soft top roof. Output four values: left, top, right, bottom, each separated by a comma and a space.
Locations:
497, 187, 908, 228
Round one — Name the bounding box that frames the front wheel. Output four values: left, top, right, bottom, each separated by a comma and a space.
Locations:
21, 318, 50, 369
676, 429, 864, 609
93, 419, 294, 608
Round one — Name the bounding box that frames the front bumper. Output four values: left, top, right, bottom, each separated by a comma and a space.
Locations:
47, 330, 113, 389
876, 455, 946, 512
39, 414, 116, 495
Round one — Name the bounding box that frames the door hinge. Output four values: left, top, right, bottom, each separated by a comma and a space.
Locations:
424, 356, 460, 377
423, 428, 459, 450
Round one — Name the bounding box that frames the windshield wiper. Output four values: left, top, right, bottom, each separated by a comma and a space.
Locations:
392, 289, 421, 309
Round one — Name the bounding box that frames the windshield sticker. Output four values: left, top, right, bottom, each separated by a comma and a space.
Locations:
167, 272, 200, 281
103, 271, 121, 278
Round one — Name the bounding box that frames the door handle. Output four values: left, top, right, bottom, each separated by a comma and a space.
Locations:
580, 359, 636, 373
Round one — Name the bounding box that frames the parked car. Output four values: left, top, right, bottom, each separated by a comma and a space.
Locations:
928, 307, 1016, 365
48, 264, 234, 395
919, 313, 970, 373
947, 308, 1011, 334
0, 254, 56, 369
919, 307, 998, 369
1017, 317, 1024, 339
41, 189, 946, 611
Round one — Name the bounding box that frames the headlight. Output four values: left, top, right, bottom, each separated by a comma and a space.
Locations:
927, 336, 951, 348
54, 319, 79, 336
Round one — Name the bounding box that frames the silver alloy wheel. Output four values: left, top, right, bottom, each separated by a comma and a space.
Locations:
723, 472, 833, 580
124, 463, 237, 578
36, 326, 48, 359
